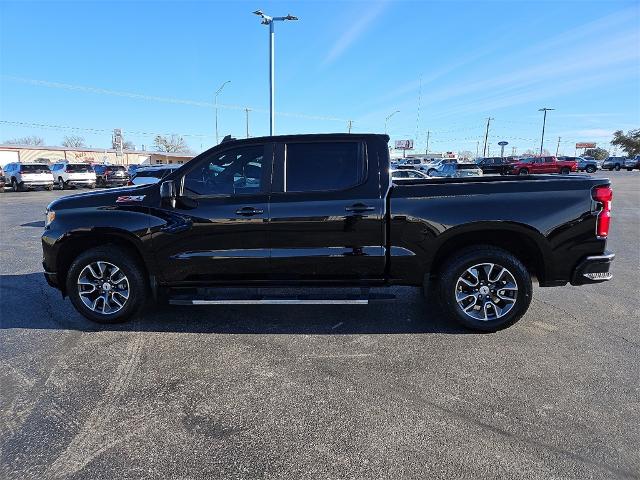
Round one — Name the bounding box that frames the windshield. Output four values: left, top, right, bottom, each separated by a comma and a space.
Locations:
20, 164, 50, 173
458, 164, 480, 170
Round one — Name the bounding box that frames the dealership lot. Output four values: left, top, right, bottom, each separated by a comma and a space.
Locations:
0, 172, 638, 479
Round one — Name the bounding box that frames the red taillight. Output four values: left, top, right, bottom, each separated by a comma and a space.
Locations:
593, 185, 612, 238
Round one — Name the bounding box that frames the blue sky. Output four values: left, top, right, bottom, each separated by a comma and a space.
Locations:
1, 0, 639, 156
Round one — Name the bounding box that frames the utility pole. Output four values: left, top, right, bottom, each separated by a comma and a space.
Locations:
476, 140, 479, 158
347, 120, 353, 133
214, 80, 231, 144
253, 10, 298, 136
425, 130, 430, 155
244, 107, 251, 138
556, 136, 561, 156
482, 117, 493, 157
512, 146, 516, 156
538, 107, 554, 155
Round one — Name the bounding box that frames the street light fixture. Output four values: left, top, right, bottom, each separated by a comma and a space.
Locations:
215, 80, 231, 145
538, 107, 554, 155
385, 110, 400, 135
253, 10, 298, 136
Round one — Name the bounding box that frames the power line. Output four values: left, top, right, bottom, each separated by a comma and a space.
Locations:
1, 75, 347, 123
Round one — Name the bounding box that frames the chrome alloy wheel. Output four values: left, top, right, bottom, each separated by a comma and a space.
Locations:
454, 263, 518, 321
77, 261, 130, 314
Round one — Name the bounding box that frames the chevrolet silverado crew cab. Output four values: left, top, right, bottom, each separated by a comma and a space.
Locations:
42, 134, 614, 331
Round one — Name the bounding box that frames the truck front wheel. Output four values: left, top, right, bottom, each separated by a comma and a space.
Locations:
66, 245, 148, 323
438, 246, 532, 332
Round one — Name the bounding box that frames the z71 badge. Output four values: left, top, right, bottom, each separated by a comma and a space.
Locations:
116, 195, 145, 203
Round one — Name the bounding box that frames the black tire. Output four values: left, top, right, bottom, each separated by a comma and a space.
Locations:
45, 185, 53, 191
614, 164, 621, 171
437, 246, 532, 332
586, 165, 596, 173
12, 179, 22, 192
560, 167, 570, 175
518, 168, 529, 176
58, 177, 65, 190
88, 183, 96, 189
627, 168, 633, 172
66, 245, 148, 324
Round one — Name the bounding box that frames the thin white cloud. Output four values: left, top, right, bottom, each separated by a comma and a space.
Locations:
323, 1, 388, 65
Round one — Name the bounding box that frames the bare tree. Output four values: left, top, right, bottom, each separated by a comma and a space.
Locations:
4, 135, 45, 146
153, 134, 192, 153
62, 135, 86, 148
112, 135, 135, 151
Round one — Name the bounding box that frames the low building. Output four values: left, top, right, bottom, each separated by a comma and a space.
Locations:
0, 144, 194, 168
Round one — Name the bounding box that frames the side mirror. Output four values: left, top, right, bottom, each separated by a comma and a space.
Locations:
160, 180, 176, 208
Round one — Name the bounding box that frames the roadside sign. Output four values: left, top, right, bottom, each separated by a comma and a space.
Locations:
576, 142, 596, 149
395, 140, 414, 150
498, 141, 508, 146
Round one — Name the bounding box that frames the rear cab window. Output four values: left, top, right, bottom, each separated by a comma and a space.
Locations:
284, 141, 365, 192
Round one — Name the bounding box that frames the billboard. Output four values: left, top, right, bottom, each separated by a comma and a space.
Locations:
576, 142, 596, 149
395, 140, 414, 150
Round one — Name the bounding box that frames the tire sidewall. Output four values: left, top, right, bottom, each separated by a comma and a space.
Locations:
66, 247, 146, 323
439, 248, 532, 332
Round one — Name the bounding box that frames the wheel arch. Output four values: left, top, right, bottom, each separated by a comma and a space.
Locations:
56, 229, 150, 295
428, 223, 549, 284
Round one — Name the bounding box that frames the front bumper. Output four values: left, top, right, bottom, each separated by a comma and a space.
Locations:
570, 251, 614, 285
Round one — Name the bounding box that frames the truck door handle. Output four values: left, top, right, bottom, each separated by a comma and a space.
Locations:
235, 207, 264, 216
345, 204, 375, 213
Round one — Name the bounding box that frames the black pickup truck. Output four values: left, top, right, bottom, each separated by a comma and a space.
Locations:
42, 134, 614, 331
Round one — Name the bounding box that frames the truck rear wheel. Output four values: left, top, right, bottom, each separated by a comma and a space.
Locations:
66, 245, 147, 323
586, 165, 596, 173
518, 168, 529, 175
438, 246, 532, 332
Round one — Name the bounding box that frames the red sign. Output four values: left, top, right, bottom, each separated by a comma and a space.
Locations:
576, 142, 596, 149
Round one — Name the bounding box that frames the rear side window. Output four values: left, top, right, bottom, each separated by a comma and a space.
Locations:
285, 141, 364, 192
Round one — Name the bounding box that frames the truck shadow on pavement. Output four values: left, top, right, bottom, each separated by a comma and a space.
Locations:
0, 273, 471, 335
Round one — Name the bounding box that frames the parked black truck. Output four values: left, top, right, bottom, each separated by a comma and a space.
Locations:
42, 134, 614, 331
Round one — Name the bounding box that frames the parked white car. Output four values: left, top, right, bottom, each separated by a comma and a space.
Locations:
50, 161, 96, 189
130, 165, 180, 185
2, 162, 54, 191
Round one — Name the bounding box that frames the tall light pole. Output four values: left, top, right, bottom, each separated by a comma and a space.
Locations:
538, 107, 554, 155
214, 80, 231, 144
385, 110, 400, 135
253, 10, 298, 136
245, 107, 251, 138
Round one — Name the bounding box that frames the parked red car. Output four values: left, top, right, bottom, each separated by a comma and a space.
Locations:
507, 156, 577, 175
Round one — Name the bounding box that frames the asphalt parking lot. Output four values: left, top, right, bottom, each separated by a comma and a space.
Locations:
1, 172, 638, 480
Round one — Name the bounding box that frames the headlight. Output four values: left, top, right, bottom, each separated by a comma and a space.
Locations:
45, 210, 56, 227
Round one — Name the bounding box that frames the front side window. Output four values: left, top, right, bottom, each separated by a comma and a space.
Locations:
285, 141, 363, 192
184, 145, 264, 196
